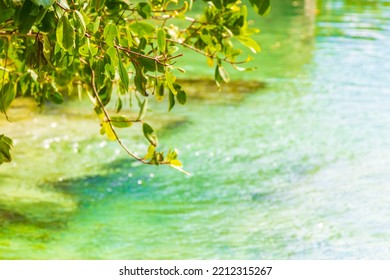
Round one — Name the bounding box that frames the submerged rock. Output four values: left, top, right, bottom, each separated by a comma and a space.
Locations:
177, 78, 266, 103
0, 179, 77, 225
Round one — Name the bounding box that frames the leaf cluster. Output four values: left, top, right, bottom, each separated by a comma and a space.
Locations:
0, 0, 270, 171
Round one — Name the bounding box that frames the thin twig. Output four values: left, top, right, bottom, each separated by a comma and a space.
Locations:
166, 39, 247, 65
115, 3, 130, 25
114, 45, 170, 66
183, 22, 206, 44
56, 1, 71, 12
90, 66, 191, 175
90, 66, 155, 165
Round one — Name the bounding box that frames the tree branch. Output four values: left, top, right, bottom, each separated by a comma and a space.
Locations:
90, 66, 166, 165
166, 39, 248, 65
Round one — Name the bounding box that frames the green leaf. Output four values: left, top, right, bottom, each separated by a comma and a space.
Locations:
0, 8, 14, 24
42, 35, 52, 65
34, 6, 47, 25
129, 22, 155, 38
39, 10, 56, 32
137, 2, 152, 19
249, 0, 271, 16
142, 123, 158, 147
156, 81, 164, 101
0, 83, 15, 113
30, 0, 55, 9
93, 59, 106, 89
73, 10, 86, 36
49, 91, 64, 104
18, 0, 38, 34
110, 116, 133, 128
94, 105, 104, 120
118, 54, 129, 90
92, 0, 106, 11
115, 97, 122, 113
79, 43, 98, 57
106, 46, 117, 65
104, 22, 118, 47
168, 90, 175, 111
172, 83, 186, 105
93, 16, 101, 34
105, 63, 115, 79
98, 84, 112, 105
137, 98, 148, 121
136, 57, 161, 73
176, 89, 186, 105
157, 28, 166, 52
56, 15, 75, 51
214, 65, 222, 87
134, 68, 147, 96
79, 9, 90, 25
0, 134, 13, 164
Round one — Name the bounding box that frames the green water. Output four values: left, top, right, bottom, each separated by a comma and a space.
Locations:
1, 0, 390, 259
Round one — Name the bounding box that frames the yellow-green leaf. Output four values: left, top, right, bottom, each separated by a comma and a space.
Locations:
165, 71, 177, 95
74, 10, 86, 36
157, 28, 166, 52
170, 159, 182, 167
144, 144, 155, 160
104, 22, 118, 47
237, 36, 261, 53
79, 42, 98, 57
218, 65, 230, 83
129, 22, 155, 38
110, 116, 133, 128
93, 16, 101, 34
102, 121, 116, 140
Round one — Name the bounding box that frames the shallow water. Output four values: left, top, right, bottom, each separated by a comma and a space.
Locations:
1, 0, 390, 259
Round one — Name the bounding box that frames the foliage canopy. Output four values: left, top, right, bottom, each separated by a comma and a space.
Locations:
0, 0, 270, 171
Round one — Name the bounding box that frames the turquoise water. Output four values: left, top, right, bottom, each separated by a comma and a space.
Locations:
1, 0, 390, 259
